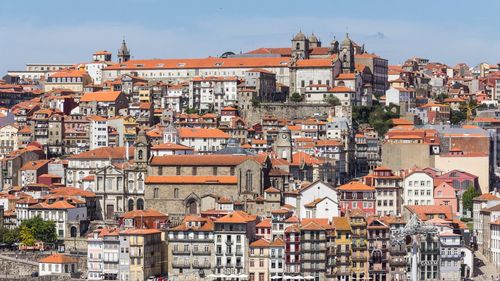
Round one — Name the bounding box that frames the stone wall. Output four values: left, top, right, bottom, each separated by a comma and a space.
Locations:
242, 103, 352, 125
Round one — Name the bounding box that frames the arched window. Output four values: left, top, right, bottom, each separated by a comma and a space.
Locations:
128, 199, 134, 211
452, 180, 460, 189
187, 200, 197, 214
138, 150, 143, 160
461, 180, 473, 190
136, 198, 144, 210
245, 170, 253, 192
174, 188, 179, 198
295, 42, 300, 50
70, 226, 78, 238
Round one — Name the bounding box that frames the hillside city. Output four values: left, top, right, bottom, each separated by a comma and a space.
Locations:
0, 32, 499, 281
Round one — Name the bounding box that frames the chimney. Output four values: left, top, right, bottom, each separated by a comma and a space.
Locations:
125, 142, 129, 160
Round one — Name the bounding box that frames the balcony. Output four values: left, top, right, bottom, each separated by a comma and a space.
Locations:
389, 259, 407, 266
334, 268, 351, 276
352, 243, 367, 250
352, 254, 367, 261
192, 249, 211, 255
172, 248, 191, 255
215, 251, 224, 256
389, 248, 407, 255
336, 258, 350, 265
193, 262, 211, 269
172, 261, 191, 268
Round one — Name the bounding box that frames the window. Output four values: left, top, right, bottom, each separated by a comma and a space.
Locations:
174, 188, 179, 198
245, 170, 253, 192
153, 188, 159, 199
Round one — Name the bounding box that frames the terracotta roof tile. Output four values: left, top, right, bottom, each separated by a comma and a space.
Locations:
39, 254, 78, 264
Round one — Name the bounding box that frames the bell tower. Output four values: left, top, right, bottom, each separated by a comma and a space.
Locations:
291, 31, 309, 60
340, 33, 355, 73
118, 39, 131, 63
134, 129, 150, 169
275, 127, 293, 161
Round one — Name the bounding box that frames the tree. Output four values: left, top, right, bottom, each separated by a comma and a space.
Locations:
185, 107, 199, 114
436, 93, 449, 103
450, 109, 467, 125
462, 186, 481, 214
0, 227, 20, 245
251, 97, 261, 107
19, 216, 57, 245
324, 94, 340, 106
290, 92, 303, 102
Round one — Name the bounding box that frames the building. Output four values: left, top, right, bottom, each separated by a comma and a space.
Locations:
118, 228, 165, 281
213, 211, 257, 280
168, 215, 214, 280
44, 69, 92, 92
39, 254, 78, 277
338, 181, 376, 216
79, 91, 129, 118
87, 228, 120, 280
331, 217, 352, 281
249, 238, 270, 281
439, 232, 463, 281
402, 170, 435, 206
299, 218, 333, 281
364, 166, 402, 216
433, 182, 458, 216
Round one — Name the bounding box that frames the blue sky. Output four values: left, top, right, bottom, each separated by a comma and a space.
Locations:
1, 0, 499, 74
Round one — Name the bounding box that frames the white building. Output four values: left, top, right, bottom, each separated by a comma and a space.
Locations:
491, 220, 500, 269
213, 211, 257, 280
269, 238, 285, 280
39, 254, 78, 276
87, 228, 120, 280
0, 123, 19, 157
189, 76, 239, 111
285, 180, 339, 219
28, 197, 87, 238
89, 116, 109, 150
163, 127, 230, 154
402, 171, 434, 206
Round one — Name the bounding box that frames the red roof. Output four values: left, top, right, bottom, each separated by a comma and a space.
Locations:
39, 254, 77, 264
145, 175, 237, 184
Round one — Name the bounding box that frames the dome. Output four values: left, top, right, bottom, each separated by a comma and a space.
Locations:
308, 33, 319, 43
293, 31, 306, 41
341, 33, 352, 47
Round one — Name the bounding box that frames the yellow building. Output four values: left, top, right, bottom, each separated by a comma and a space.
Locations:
249, 238, 270, 281
349, 210, 369, 281
44, 69, 92, 92
119, 228, 166, 281
332, 217, 352, 281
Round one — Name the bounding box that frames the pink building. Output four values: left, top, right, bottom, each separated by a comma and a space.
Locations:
433, 182, 458, 215
435, 169, 479, 192
338, 181, 376, 216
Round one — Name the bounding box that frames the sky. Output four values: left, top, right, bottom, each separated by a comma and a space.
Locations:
1, 0, 499, 74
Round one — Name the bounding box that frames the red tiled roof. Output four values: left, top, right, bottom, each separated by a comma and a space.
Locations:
39, 254, 77, 264
145, 175, 237, 184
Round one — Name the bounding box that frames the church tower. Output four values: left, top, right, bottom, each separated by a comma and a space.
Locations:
275, 126, 293, 161
134, 129, 150, 169
118, 39, 131, 63
291, 31, 309, 60
340, 33, 355, 73
308, 33, 321, 48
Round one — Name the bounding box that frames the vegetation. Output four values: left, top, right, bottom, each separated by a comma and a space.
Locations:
324, 94, 341, 106
450, 109, 467, 125
185, 107, 199, 114
462, 187, 481, 213
352, 104, 400, 135
19, 217, 57, 246
436, 93, 449, 103
0, 227, 19, 245
290, 92, 303, 102
251, 97, 261, 107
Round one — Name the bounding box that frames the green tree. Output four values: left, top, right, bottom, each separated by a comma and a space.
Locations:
0, 227, 20, 245
463, 186, 481, 213
20, 216, 57, 245
324, 94, 340, 106
436, 93, 449, 102
450, 109, 467, 125
185, 107, 199, 114
251, 97, 261, 107
290, 92, 303, 102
